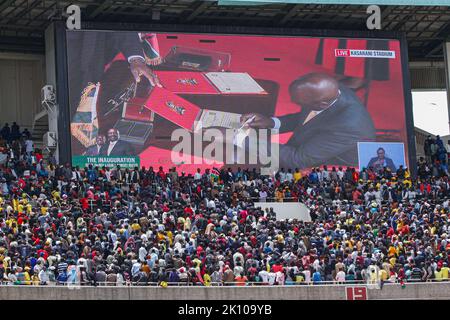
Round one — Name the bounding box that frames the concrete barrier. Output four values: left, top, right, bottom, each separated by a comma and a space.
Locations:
0, 282, 449, 300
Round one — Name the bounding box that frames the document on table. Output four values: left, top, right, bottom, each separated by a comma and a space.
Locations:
204, 72, 267, 94
195, 109, 242, 130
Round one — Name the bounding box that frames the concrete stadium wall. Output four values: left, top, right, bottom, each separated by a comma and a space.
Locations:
0, 53, 45, 130
0, 282, 449, 300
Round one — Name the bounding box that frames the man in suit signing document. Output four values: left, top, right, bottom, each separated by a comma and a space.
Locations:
241, 73, 376, 169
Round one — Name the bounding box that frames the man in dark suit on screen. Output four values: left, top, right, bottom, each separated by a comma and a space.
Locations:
367, 147, 397, 173
100, 128, 134, 156
85, 135, 106, 156
241, 73, 376, 169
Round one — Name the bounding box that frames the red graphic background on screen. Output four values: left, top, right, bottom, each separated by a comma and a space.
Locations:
67, 31, 408, 173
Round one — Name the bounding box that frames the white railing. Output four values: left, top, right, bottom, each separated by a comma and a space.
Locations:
1, 278, 448, 287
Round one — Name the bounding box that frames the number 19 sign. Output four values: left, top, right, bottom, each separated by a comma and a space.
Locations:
346, 287, 368, 300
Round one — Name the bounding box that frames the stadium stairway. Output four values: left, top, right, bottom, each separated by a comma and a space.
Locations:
32, 109, 49, 153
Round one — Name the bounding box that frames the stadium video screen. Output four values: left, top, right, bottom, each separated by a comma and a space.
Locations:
66, 30, 410, 174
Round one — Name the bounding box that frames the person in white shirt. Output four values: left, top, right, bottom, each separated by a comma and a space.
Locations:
258, 270, 269, 283
25, 139, 34, 155
275, 270, 285, 285
206, 199, 216, 209
234, 263, 244, 277
131, 260, 142, 277
233, 252, 244, 267
278, 169, 287, 182
285, 169, 293, 182
138, 246, 148, 262
116, 272, 125, 286
7, 271, 18, 284
317, 169, 323, 182
335, 268, 346, 283
303, 268, 311, 283
337, 168, 344, 181
267, 271, 277, 285
259, 189, 268, 202
194, 168, 202, 181
322, 166, 330, 181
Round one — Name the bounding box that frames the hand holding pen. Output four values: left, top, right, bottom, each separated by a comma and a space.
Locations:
240, 113, 276, 129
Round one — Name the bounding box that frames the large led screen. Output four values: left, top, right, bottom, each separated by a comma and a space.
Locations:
67, 30, 410, 174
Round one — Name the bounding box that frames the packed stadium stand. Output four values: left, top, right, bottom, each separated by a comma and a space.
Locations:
1, 1, 450, 302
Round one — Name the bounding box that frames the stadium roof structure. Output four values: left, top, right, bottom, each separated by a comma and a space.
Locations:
0, 0, 449, 61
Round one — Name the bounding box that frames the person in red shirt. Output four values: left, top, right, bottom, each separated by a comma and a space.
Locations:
80, 197, 89, 211
157, 166, 166, 180
35, 152, 43, 164
352, 189, 362, 203
399, 224, 410, 236
272, 263, 283, 273
367, 168, 376, 181
387, 227, 395, 237
235, 273, 248, 286
352, 168, 359, 183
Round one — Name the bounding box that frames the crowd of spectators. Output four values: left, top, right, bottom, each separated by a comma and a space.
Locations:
422, 135, 449, 176
0, 125, 450, 287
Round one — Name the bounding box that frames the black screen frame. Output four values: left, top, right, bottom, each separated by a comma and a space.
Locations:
54, 20, 416, 175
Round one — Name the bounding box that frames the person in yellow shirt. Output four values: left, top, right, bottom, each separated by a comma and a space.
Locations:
131, 221, 141, 232
356, 240, 363, 251
403, 179, 412, 189
5, 217, 18, 234
26, 203, 32, 214
295, 273, 305, 283
166, 230, 173, 246
32, 273, 40, 285
193, 258, 202, 273
276, 233, 284, 245
293, 169, 302, 182
17, 202, 24, 215
12, 197, 19, 212
157, 231, 166, 243
441, 263, 449, 280
434, 267, 443, 281
5, 217, 16, 228
430, 225, 437, 235
404, 169, 410, 179
23, 267, 32, 285
51, 190, 61, 201
203, 273, 211, 286
388, 245, 397, 257
389, 256, 396, 267
3, 256, 10, 271
396, 220, 404, 232
379, 268, 388, 281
